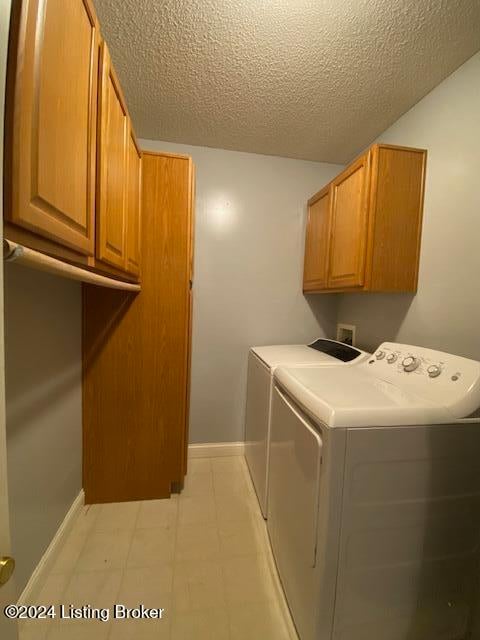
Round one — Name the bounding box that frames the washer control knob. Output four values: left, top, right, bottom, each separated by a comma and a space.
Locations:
427, 365, 442, 378
402, 356, 420, 372
386, 353, 398, 364
376, 351, 386, 360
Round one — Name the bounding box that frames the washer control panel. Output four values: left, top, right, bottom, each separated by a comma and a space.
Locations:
372, 347, 448, 378
366, 342, 480, 419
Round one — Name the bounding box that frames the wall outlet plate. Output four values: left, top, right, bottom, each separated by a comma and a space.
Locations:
336, 323, 356, 346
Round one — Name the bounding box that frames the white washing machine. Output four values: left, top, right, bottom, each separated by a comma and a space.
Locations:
244, 339, 369, 517
268, 343, 480, 640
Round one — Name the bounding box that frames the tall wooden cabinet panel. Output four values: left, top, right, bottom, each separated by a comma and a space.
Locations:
6, 0, 99, 254
328, 153, 370, 289
303, 186, 331, 291
125, 130, 142, 277
83, 152, 195, 503
96, 42, 128, 270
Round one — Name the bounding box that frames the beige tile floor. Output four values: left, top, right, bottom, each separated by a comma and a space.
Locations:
19, 456, 298, 640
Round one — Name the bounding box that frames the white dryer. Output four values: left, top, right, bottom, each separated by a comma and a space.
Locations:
244, 339, 368, 517
268, 343, 480, 640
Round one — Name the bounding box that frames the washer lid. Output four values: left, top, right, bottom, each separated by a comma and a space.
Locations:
251, 339, 366, 369
274, 366, 453, 428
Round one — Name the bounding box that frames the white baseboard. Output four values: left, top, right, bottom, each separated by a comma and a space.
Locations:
188, 442, 245, 458
17, 490, 85, 606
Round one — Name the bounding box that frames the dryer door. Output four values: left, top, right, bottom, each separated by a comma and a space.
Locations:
268, 385, 323, 640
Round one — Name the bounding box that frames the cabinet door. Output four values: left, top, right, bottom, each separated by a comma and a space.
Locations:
303, 186, 331, 291
96, 43, 128, 270
125, 129, 142, 276
183, 166, 195, 474
7, 0, 99, 254
328, 153, 370, 289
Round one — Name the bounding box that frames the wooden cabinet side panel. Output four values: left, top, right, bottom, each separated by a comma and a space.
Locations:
7, 0, 98, 255
303, 187, 331, 291
367, 146, 427, 291
83, 153, 193, 503
328, 154, 370, 289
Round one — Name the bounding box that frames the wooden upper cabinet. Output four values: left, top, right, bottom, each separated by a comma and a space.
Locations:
303, 144, 427, 294
96, 42, 129, 271
328, 153, 370, 289
303, 186, 331, 291
6, 0, 99, 255
125, 129, 142, 277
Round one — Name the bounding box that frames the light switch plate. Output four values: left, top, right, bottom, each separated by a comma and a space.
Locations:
336, 323, 356, 346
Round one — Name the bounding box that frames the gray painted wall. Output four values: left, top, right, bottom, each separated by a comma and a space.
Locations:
338, 52, 480, 360
5, 264, 82, 593
140, 140, 342, 443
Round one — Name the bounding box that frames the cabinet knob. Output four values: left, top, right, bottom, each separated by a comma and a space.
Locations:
0, 556, 15, 587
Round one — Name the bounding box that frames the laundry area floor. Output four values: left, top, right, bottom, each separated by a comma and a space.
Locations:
19, 456, 297, 640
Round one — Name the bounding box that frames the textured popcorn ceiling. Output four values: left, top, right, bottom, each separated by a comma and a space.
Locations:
93, 0, 480, 163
